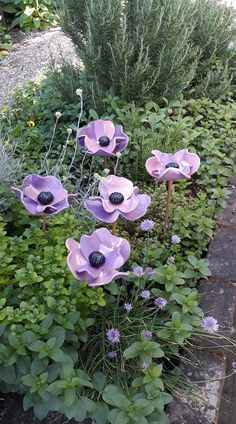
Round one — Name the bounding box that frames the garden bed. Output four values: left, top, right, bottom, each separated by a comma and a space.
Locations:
0, 75, 236, 424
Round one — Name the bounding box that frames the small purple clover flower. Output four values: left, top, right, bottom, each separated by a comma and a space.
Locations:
171, 235, 181, 244
107, 351, 118, 359
144, 330, 152, 340
146, 267, 156, 276
154, 297, 167, 309
133, 266, 144, 277
106, 328, 120, 343
141, 362, 149, 372
124, 303, 132, 312
141, 290, 151, 300
140, 219, 155, 232
201, 317, 219, 334
167, 256, 175, 265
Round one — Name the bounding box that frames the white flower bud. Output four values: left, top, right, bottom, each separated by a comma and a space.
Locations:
104, 168, 110, 175
55, 111, 62, 119
94, 173, 100, 180
76, 89, 83, 96
67, 128, 72, 135
116, 152, 121, 158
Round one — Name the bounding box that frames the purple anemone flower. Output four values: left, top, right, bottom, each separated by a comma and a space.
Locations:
146, 149, 200, 181
77, 119, 128, 157
106, 328, 120, 343
85, 175, 151, 223
12, 174, 76, 216
66, 228, 130, 287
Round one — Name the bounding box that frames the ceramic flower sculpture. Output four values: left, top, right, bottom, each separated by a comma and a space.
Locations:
12, 174, 76, 216
77, 119, 128, 157
85, 175, 151, 228
145, 149, 200, 181
145, 149, 200, 236
66, 228, 130, 286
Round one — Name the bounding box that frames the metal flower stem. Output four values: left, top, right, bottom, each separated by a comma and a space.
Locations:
112, 221, 117, 236
164, 180, 173, 237
104, 156, 108, 169
42, 215, 47, 239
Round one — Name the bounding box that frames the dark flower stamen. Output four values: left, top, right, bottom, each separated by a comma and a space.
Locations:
37, 191, 54, 205
165, 162, 179, 169
109, 192, 124, 205
89, 251, 106, 268
99, 136, 110, 147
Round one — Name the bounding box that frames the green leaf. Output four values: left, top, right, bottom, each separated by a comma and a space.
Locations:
64, 388, 76, 407
0, 365, 16, 384
24, 6, 35, 17
34, 401, 49, 420
92, 372, 107, 392
123, 342, 141, 359
3, 5, 17, 13
49, 347, 67, 362
89, 109, 99, 120
31, 358, 48, 377
103, 385, 130, 409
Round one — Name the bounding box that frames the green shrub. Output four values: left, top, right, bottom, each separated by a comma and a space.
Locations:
2, 0, 57, 31
60, 0, 236, 110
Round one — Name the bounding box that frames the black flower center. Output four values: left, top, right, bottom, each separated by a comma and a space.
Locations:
165, 162, 179, 169
89, 251, 106, 268
109, 192, 124, 205
99, 136, 110, 147
37, 191, 54, 205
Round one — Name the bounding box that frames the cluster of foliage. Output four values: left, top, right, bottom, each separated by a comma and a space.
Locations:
1, 0, 56, 31
60, 0, 236, 111
0, 16, 12, 57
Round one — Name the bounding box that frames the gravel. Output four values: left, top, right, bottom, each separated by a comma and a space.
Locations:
0, 27, 79, 110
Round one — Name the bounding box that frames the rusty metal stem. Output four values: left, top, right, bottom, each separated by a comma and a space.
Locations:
163, 180, 173, 237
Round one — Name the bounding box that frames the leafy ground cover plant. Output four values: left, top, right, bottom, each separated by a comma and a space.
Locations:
0, 84, 236, 422
2, 0, 57, 31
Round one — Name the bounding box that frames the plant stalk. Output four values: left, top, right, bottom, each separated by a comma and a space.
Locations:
112, 221, 117, 236
42, 215, 47, 239
163, 180, 173, 237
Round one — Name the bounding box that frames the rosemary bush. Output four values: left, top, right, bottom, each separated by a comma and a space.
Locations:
60, 0, 236, 110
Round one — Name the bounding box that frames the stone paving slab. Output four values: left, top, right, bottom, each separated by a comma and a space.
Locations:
197, 280, 236, 346
168, 351, 226, 424
207, 227, 236, 282
217, 185, 236, 228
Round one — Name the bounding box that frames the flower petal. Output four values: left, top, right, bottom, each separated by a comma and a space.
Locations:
157, 168, 190, 181
122, 194, 151, 220
88, 270, 129, 287
93, 120, 116, 140
85, 198, 120, 223
22, 174, 62, 192
99, 175, 134, 200
12, 187, 22, 199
